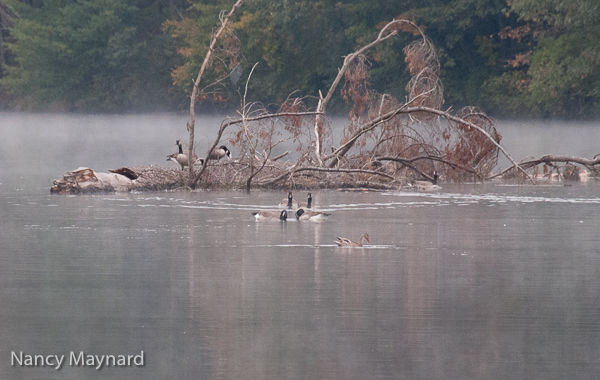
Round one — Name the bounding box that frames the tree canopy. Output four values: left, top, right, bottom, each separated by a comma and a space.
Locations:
0, 0, 186, 112
0, 0, 598, 117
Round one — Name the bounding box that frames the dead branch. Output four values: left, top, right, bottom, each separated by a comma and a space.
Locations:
190, 111, 323, 187
313, 19, 425, 164
325, 101, 529, 182
272, 151, 290, 161
324, 103, 410, 167
398, 106, 533, 183
187, 0, 244, 189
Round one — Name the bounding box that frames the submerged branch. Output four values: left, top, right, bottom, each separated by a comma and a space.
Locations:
490, 154, 600, 180
376, 155, 480, 178
257, 166, 395, 187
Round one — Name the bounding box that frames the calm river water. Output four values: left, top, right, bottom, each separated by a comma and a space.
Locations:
1, 113, 600, 380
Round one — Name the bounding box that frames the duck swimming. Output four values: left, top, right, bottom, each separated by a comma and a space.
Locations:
335, 233, 370, 247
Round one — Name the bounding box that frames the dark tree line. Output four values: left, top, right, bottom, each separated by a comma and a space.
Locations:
1, 0, 599, 117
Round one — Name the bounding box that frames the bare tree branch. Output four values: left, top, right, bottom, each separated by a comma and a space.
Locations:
398, 106, 534, 183
313, 19, 425, 165
187, 0, 244, 188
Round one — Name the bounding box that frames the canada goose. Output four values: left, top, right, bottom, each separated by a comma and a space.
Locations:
167, 140, 201, 170
298, 193, 313, 209
279, 191, 299, 210
252, 210, 287, 221
295, 208, 330, 222
108, 167, 138, 180
412, 171, 441, 191
335, 233, 370, 247
208, 145, 231, 160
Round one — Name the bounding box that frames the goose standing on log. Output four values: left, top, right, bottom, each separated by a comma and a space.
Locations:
208, 145, 231, 160
335, 233, 370, 247
167, 140, 201, 170
279, 191, 299, 210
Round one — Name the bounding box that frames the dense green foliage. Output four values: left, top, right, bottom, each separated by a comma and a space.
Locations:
1, 0, 599, 117
511, 0, 600, 117
0, 0, 186, 112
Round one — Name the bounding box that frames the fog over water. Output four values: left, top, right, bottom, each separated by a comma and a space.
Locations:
2, 113, 600, 190
1, 113, 600, 380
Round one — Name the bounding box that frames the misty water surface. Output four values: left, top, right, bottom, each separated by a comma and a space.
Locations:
1, 113, 600, 380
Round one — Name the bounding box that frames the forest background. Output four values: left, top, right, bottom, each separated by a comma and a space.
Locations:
0, 0, 598, 119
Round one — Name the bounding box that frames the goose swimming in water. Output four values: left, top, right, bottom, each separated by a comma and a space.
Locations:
335, 233, 370, 247
279, 191, 299, 210
295, 208, 330, 222
252, 210, 287, 221
167, 140, 201, 170
298, 193, 313, 209
411, 171, 441, 191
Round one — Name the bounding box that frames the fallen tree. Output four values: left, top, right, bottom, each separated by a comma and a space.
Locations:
174, 3, 599, 189
50, 4, 599, 194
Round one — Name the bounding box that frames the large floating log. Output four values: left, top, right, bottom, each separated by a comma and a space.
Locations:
50, 166, 188, 194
